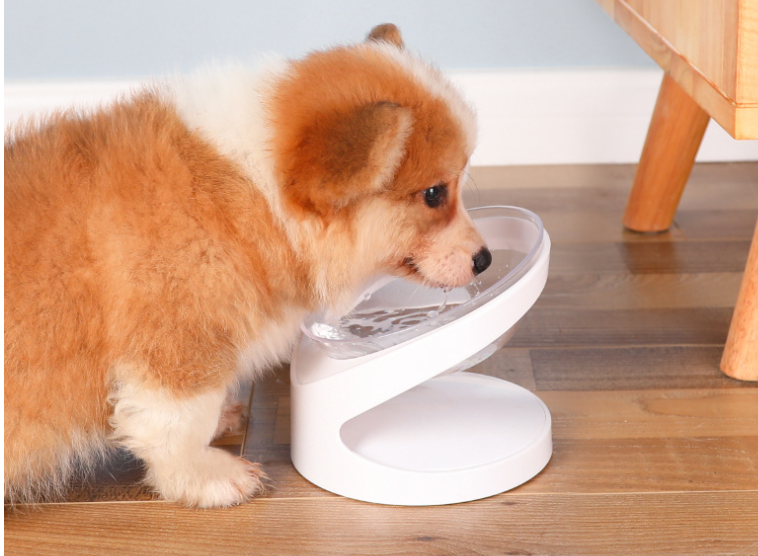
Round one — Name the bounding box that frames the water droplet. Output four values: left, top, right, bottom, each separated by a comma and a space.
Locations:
437, 287, 450, 314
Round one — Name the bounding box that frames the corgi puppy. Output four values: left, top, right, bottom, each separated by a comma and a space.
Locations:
4, 24, 491, 508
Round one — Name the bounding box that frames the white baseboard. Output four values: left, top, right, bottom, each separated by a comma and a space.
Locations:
5, 69, 757, 166
451, 69, 758, 166
4, 80, 137, 123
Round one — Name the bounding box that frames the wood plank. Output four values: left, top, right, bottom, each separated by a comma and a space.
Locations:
464, 347, 536, 389
617, 240, 751, 273
549, 239, 751, 278
686, 161, 758, 188
541, 273, 742, 310
527, 436, 758, 494
676, 210, 758, 239
242, 366, 320, 499
529, 346, 742, 390
539, 388, 758, 440
538, 211, 685, 244
509, 307, 732, 348
469, 185, 627, 212
6, 492, 758, 556
678, 166, 758, 208
549, 243, 646, 274
237, 434, 758, 501
537, 213, 752, 247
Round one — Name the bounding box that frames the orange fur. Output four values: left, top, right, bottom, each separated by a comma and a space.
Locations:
4, 24, 487, 507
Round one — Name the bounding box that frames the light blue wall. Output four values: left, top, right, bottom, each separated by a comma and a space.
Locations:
5, 0, 655, 81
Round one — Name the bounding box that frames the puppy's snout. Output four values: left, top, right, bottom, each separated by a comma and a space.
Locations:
472, 247, 492, 276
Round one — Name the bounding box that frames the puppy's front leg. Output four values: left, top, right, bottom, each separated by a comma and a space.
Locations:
110, 381, 264, 508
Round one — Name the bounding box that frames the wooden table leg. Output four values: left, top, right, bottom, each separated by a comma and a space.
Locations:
721, 219, 758, 381
623, 73, 711, 232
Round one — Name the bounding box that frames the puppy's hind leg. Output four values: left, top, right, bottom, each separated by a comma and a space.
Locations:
110, 381, 264, 508
213, 392, 249, 439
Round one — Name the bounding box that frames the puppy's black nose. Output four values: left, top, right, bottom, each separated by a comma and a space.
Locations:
472, 247, 492, 276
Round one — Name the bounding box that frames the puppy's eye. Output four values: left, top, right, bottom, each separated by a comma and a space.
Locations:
423, 183, 447, 208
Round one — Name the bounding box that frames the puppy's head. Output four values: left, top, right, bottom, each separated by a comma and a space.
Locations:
269, 24, 489, 296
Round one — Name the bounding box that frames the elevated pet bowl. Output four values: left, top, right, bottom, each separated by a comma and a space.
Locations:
291, 206, 552, 505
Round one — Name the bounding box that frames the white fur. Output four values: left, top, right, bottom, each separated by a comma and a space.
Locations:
237, 305, 309, 378
416, 191, 483, 288
167, 58, 303, 248
308, 199, 399, 312
109, 380, 263, 507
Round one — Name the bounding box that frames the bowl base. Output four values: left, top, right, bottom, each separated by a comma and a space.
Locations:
295, 372, 552, 506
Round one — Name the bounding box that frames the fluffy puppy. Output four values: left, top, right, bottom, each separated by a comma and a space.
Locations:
4, 24, 490, 508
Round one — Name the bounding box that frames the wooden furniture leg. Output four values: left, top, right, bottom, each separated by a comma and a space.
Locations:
623, 73, 711, 232
721, 219, 758, 381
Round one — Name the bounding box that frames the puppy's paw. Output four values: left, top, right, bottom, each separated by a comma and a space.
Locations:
213, 400, 248, 439
149, 447, 265, 508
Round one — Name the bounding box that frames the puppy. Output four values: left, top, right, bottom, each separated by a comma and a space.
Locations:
4, 24, 491, 508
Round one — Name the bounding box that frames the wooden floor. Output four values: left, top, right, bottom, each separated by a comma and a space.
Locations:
5, 163, 758, 556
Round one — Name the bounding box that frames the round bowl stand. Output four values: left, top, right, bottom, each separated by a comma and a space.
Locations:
290, 232, 552, 506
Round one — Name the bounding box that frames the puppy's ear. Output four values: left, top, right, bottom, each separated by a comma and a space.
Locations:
283, 102, 413, 215
367, 23, 404, 49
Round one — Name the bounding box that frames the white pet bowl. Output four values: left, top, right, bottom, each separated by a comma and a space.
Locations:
291, 206, 552, 505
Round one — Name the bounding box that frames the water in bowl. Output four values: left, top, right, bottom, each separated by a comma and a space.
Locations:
310, 249, 526, 343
